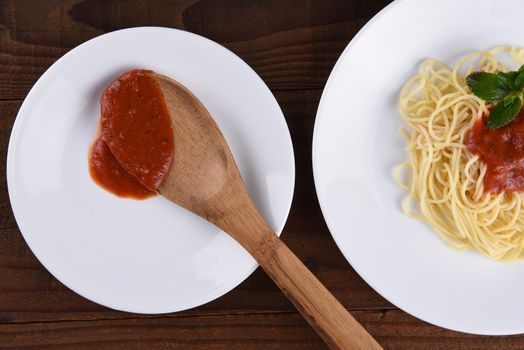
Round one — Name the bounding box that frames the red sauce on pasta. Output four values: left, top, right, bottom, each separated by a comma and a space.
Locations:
467, 109, 524, 194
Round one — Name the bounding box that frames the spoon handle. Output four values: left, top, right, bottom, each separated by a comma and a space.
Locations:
253, 230, 382, 350
214, 200, 383, 350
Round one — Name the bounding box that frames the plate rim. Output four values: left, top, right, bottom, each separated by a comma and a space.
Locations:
6, 26, 295, 314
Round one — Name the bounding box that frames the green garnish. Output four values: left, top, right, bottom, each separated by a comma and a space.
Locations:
467, 64, 524, 129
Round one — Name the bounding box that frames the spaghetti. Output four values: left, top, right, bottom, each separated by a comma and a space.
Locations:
396, 47, 524, 261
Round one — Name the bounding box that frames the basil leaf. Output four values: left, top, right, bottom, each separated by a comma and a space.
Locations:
515, 70, 524, 89
498, 71, 518, 80
498, 71, 518, 89
503, 93, 518, 107
487, 97, 522, 129
466, 72, 512, 102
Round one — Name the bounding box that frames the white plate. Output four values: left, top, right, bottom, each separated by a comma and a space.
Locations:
7, 27, 294, 314
313, 0, 524, 335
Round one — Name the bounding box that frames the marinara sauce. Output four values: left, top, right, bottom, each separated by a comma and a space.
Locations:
467, 108, 524, 194
89, 69, 174, 199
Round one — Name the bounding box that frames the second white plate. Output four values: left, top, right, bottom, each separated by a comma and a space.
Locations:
314, 0, 524, 335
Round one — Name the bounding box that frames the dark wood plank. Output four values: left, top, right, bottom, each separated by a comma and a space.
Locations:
0, 310, 522, 350
0, 95, 391, 324
2, 313, 326, 350
0, 0, 393, 100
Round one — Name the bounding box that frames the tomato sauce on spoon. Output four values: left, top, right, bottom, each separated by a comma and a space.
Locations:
89, 69, 174, 199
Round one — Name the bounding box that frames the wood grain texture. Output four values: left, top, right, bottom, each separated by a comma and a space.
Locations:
0, 0, 388, 100
1, 310, 524, 350
1, 1, 521, 349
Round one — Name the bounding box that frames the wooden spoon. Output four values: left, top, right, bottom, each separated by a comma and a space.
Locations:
153, 73, 383, 350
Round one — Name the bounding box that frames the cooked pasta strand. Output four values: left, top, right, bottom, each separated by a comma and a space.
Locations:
396, 47, 524, 262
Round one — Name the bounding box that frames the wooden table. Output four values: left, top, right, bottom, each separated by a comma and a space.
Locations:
1, 1, 523, 349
